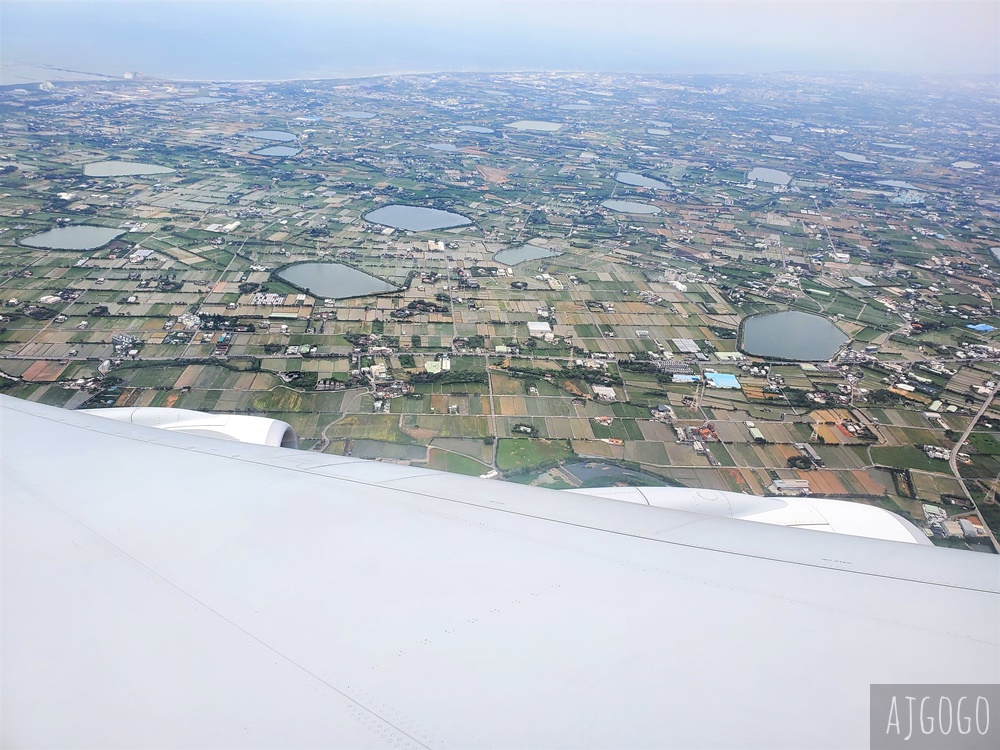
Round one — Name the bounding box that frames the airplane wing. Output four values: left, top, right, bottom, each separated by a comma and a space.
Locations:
2, 394, 998, 749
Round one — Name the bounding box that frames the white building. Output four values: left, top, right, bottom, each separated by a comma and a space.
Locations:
768, 479, 812, 496
527, 321, 552, 338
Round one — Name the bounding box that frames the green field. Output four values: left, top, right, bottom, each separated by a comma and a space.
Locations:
967, 432, 1000, 455
497, 438, 574, 472
870, 445, 950, 474
323, 414, 418, 444
427, 449, 490, 476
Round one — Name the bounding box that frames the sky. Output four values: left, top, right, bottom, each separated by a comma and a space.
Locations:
1, 0, 998, 83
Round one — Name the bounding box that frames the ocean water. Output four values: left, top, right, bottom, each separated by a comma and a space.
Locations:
0, 0, 869, 85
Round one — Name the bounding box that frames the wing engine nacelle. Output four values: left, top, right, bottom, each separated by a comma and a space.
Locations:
82, 407, 298, 449
567, 486, 931, 544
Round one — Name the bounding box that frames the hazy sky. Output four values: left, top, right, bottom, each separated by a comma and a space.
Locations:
2, 0, 997, 81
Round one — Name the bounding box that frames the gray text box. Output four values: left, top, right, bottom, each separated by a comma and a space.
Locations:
871, 684, 999, 750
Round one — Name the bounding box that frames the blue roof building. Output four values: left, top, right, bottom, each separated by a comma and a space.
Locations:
705, 372, 741, 389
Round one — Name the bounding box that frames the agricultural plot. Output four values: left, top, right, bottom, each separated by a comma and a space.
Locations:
497, 438, 575, 472
547, 417, 593, 440
407, 414, 492, 439
871, 446, 951, 474
430, 437, 493, 463
325, 414, 417, 443
31, 385, 77, 407
625, 441, 671, 466
885, 426, 947, 448
426, 450, 490, 476
911, 471, 966, 502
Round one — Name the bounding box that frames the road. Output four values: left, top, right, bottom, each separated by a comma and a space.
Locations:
948, 381, 1000, 551
484, 354, 499, 470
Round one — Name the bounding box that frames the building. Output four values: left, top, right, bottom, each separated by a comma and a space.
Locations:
705, 372, 741, 389
793, 443, 823, 463
958, 518, 986, 537
526, 321, 552, 338
768, 479, 812, 496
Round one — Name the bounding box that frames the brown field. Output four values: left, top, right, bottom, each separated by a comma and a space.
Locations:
572, 439, 617, 458
251, 373, 275, 390
811, 408, 855, 423
496, 395, 526, 415
803, 470, 849, 495
726, 468, 756, 493
22, 360, 68, 382
849, 469, 885, 495
814, 423, 854, 445
174, 365, 204, 389
741, 384, 780, 400
476, 165, 509, 183
114, 387, 144, 408
773, 444, 799, 460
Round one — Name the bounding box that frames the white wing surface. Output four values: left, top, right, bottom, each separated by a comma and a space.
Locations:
2, 395, 998, 748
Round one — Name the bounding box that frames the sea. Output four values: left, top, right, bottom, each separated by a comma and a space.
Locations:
0, 0, 833, 86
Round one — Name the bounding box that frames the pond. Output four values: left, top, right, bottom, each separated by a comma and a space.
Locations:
558, 104, 594, 110
740, 311, 849, 361
526, 461, 668, 489
508, 120, 562, 132
615, 172, 667, 189
21, 225, 125, 251
350, 440, 427, 461
747, 167, 792, 185
494, 245, 560, 265
276, 262, 400, 299
254, 146, 301, 156
339, 110, 376, 119
647, 128, 671, 136
769, 135, 792, 143
601, 199, 661, 215
428, 143, 460, 152
457, 125, 494, 134
364, 204, 472, 232
877, 180, 917, 189
836, 151, 873, 163
83, 161, 175, 177
244, 130, 296, 142
562, 461, 667, 487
